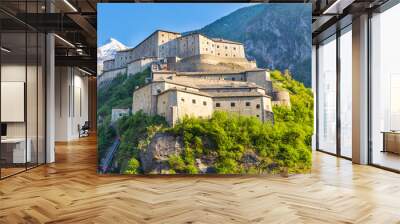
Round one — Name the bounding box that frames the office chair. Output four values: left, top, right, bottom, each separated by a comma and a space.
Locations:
79, 121, 90, 138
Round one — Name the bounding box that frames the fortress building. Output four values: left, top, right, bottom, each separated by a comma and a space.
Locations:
99, 30, 257, 85
111, 108, 130, 123
100, 29, 290, 125
132, 70, 274, 126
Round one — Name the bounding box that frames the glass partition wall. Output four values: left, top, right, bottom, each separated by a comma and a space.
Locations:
316, 26, 353, 159
317, 35, 337, 155
315, 0, 400, 172
0, 3, 46, 179
370, 3, 400, 171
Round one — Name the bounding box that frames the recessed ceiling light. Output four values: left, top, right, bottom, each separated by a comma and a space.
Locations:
322, 0, 355, 15
54, 34, 75, 48
1, 47, 11, 53
78, 67, 93, 76
63, 0, 78, 12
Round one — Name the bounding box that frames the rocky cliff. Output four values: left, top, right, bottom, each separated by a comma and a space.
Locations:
140, 133, 183, 174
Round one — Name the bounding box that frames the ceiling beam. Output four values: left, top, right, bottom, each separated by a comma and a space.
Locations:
11, 13, 82, 32
55, 55, 96, 71
322, 0, 356, 14
67, 13, 97, 46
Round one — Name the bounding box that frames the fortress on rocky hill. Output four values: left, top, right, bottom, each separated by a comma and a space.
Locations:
99, 30, 290, 125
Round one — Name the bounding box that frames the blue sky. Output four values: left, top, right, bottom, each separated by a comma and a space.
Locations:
97, 3, 254, 47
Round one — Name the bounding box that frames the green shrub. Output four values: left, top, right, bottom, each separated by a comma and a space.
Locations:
167, 108, 311, 174
124, 158, 140, 174
98, 69, 313, 175
97, 69, 152, 171
168, 155, 186, 172
114, 111, 167, 173
97, 116, 116, 163
97, 68, 150, 120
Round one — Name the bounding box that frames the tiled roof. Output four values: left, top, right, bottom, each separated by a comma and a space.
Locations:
157, 77, 270, 98
211, 38, 243, 45
166, 76, 263, 89
174, 68, 267, 76
158, 87, 211, 97
208, 91, 268, 98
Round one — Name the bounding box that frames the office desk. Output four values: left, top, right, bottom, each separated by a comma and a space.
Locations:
1, 138, 31, 164
382, 131, 400, 154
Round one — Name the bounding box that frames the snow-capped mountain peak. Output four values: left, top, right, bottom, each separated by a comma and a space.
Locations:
97, 38, 128, 74
106, 38, 127, 50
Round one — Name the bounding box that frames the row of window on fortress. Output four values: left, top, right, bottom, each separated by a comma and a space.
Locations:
119, 44, 239, 61
160, 37, 239, 57
160, 42, 237, 50
162, 99, 261, 108
159, 34, 237, 50
160, 46, 238, 57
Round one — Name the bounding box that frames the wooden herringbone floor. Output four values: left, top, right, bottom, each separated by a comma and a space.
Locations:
1, 135, 400, 224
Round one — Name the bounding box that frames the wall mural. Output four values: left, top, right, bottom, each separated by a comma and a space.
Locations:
97, 3, 313, 175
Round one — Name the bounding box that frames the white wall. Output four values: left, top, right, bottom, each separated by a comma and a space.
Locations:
55, 67, 69, 141
55, 67, 89, 141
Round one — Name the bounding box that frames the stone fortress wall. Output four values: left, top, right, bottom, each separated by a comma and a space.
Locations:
113, 31, 163, 68
152, 70, 272, 95
97, 67, 127, 85
169, 54, 257, 73
156, 89, 214, 126
132, 72, 274, 126
100, 30, 252, 75
111, 108, 130, 123
103, 59, 115, 71
127, 57, 157, 76
102, 29, 290, 125
272, 90, 291, 107
98, 57, 158, 85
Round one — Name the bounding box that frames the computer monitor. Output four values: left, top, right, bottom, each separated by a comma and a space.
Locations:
1, 123, 7, 137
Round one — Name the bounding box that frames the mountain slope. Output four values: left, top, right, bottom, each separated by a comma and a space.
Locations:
192, 4, 312, 86
97, 38, 128, 74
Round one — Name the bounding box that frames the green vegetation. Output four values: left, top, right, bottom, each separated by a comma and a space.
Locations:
97, 69, 313, 175
270, 69, 314, 147
168, 110, 311, 174
166, 70, 313, 174
97, 68, 150, 119
97, 69, 150, 164
125, 158, 140, 174
97, 116, 116, 162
